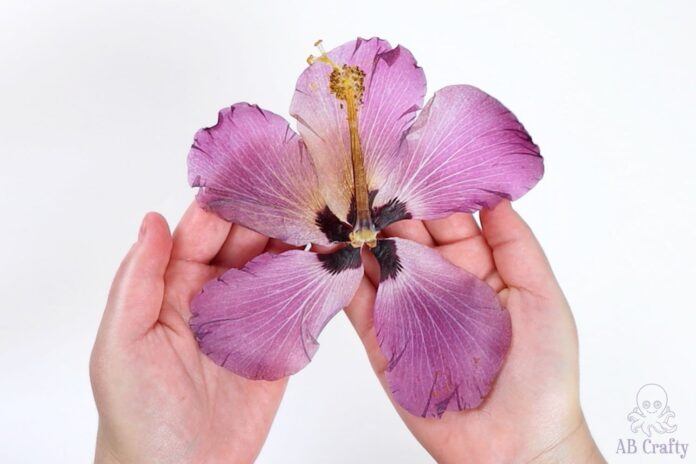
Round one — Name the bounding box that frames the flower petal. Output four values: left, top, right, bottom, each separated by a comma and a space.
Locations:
190, 247, 363, 380
188, 103, 338, 246
373, 85, 543, 226
290, 38, 426, 221
373, 238, 511, 417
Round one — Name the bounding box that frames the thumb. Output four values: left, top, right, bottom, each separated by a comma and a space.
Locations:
102, 212, 172, 340
480, 200, 558, 297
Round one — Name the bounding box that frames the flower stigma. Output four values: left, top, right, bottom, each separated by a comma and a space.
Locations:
309, 40, 377, 249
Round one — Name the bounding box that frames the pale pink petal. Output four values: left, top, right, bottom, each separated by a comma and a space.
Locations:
373, 85, 543, 227
373, 238, 511, 417
190, 248, 363, 379
290, 38, 426, 221
188, 103, 341, 245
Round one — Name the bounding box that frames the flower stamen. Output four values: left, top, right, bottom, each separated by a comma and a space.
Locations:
309, 40, 376, 248
307, 40, 340, 69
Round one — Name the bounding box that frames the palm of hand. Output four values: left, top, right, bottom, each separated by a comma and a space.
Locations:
91, 206, 285, 464
346, 205, 586, 463
92, 201, 598, 464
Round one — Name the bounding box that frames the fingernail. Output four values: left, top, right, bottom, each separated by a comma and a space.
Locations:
138, 215, 148, 241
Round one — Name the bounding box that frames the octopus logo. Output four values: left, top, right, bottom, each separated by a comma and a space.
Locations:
627, 383, 677, 437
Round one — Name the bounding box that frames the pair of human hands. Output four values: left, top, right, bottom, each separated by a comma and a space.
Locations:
90, 200, 604, 463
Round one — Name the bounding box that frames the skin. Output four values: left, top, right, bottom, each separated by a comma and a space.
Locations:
347, 201, 605, 463
91, 200, 605, 463
91, 204, 282, 464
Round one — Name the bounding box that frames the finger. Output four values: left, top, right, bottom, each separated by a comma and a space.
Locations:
424, 211, 497, 285
382, 219, 435, 246
480, 200, 556, 296
424, 212, 481, 245
343, 278, 387, 373
437, 238, 497, 283
212, 224, 269, 269
361, 248, 380, 288
171, 201, 231, 264
103, 212, 172, 340
264, 238, 301, 254
344, 284, 413, 419
425, 213, 505, 292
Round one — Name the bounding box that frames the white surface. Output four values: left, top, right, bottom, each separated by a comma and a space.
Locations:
1, 1, 695, 462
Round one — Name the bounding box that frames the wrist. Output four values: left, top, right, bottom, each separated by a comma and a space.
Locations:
94, 426, 122, 464
529, 417, 604, 464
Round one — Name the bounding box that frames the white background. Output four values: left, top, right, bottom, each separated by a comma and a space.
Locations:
1, 0, 695, 462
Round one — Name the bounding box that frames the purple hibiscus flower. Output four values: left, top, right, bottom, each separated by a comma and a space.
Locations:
187, 37, 543, 418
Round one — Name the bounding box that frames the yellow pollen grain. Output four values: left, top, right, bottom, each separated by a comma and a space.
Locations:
329, 65, 366, 103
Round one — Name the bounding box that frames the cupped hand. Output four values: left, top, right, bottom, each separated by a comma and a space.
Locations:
346, 200, 605, 463
90, 203, 285, 464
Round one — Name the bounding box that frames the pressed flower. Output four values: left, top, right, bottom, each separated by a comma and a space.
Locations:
187, 38, 543, 418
